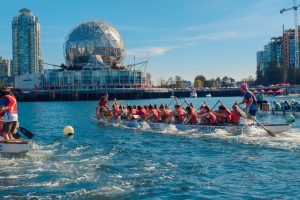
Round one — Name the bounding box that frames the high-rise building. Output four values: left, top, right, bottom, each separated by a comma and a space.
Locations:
0, 56, 11, 85
12, 8, 42, 78
256, 37, 283, 75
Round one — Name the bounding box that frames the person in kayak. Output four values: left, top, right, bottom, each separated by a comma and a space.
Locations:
236, 83, 258, 116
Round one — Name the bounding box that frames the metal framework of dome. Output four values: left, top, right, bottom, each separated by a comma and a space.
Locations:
63, 20, 125, 69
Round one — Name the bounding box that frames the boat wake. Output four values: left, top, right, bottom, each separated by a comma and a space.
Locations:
94, 116, 300, 151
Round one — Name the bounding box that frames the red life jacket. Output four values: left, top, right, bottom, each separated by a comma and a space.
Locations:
151, 109, 159, 120
113, 108, 120, 114
138, 108, 148, 116
203, 112, 216, 124
5, 95, 18, 114
216, 110, 231, 124
230, 110, 241, 123
174, 108, 185, 122
99, 99, 108, 107
163, 109, 171, 119
190, 115, 198, 124
243, 91, 257, 105
131, 109, 137, 115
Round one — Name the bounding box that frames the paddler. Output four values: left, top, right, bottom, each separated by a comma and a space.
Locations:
166, 104, 185, 124
197, 105, 216, 125
158, 104, 171, 122
229, 105, 242, 125
236, 83, 258, 116
144, 104, 159, 122
183, 106, 198, 124
214, 105, 231, 125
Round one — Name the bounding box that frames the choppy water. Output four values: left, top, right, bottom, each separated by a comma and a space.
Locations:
1, 97, 300, 199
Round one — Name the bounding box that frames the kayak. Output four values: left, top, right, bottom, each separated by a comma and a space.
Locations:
97, 118, 292, 134
0, 139, 33, 153
0, 127, 34, 153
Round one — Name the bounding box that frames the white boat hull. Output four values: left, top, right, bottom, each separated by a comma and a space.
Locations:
0, 140, 33, 153
98, 119, 291, 134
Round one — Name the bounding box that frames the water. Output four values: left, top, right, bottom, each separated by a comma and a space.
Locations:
1, 96, 300, 199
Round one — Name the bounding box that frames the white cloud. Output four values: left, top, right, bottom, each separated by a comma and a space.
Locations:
126, 43, 197, 57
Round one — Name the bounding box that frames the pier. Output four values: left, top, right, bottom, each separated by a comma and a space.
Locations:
14, 88, 245, 102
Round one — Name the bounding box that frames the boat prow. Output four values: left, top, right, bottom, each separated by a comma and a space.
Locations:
0, 137, 33, 153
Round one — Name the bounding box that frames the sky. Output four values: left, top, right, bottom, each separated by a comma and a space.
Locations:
0, 0, 296, 84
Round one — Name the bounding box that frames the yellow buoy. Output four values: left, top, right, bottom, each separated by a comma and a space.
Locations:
64, 126, 74, 136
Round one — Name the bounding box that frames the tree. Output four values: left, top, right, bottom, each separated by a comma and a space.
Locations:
204, 79, 215, 88
156, 77, 166, 87
175, 76, 184, 88
194, 75, 206, 88
214, 77, 221, 88
255, 61, 284, 85
166, 77, 174, 88
242, 75, 255, 86
221, 76, 229, 87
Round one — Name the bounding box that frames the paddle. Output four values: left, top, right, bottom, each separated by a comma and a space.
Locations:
218, 100, 231, 114
209, 100, 221, 111
19, 127, 34, 140
167, 96, 175, 107
203, 100, 220, 114
175, 97, 187, 111
184, 98, 194, 109
237, 105, 275, 137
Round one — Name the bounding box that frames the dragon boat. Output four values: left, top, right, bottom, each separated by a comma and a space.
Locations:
257, 109, 300, 117
97, 118, 292, 135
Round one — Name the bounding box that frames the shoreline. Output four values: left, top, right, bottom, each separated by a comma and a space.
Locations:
13, 88, 297, 102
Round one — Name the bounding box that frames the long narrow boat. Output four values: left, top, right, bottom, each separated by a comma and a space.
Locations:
257, 109, 300, 117
0, 139, 33, 153
97, 118, 291, 134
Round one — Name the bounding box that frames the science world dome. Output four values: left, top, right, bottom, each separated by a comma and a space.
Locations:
63, 20, 125, 68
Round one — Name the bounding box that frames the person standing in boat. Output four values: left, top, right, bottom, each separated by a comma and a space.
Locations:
236, 83, 258, 116
0, 87, 18, 140
96, 94, 109, 118
256, 90, 264, 110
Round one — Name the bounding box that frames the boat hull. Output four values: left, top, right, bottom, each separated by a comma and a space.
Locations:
0, 140, 33, 153
98, 119, 291, 134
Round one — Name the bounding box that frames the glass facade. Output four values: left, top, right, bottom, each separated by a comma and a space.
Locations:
12, 8, 42, 77
43, 69, 149, 90
256, 37, 283, 74
64, 20, 125, 68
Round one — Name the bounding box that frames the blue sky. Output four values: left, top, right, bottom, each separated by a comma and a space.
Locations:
0, 0, 296, 83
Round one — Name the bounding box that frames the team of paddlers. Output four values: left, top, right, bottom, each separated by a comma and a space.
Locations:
96, 94, 245, 126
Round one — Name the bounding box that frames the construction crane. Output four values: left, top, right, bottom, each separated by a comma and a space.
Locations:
280, 0, 300, 69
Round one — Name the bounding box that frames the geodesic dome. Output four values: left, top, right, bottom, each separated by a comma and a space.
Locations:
63, 20, 125, 69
